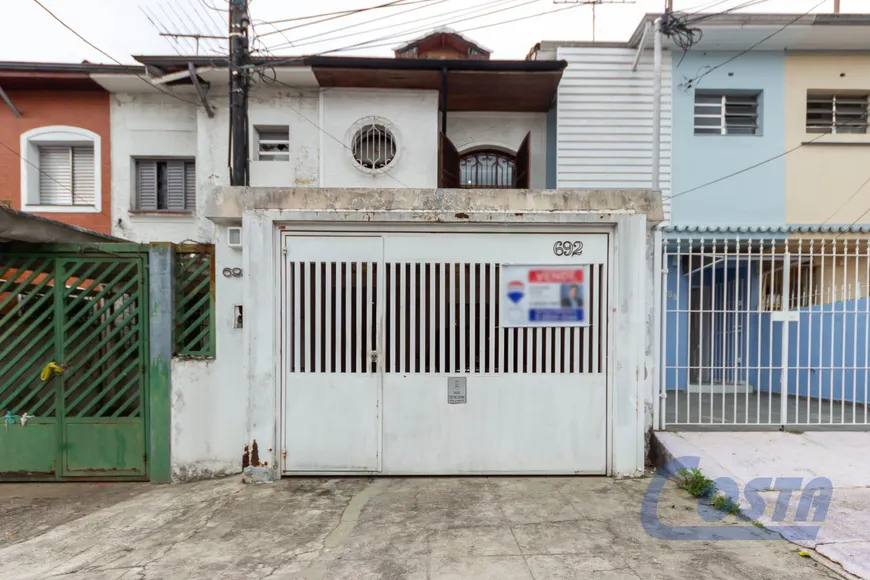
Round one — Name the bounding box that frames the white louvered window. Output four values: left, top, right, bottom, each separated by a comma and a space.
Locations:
694, 92, 759, 135
37, 145, 95, 206
806, 94, 869, 134
256, 126, 290, 161
135, 159, 196, 211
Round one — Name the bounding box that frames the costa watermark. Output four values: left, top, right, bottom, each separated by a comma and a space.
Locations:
642, 456, 832, 541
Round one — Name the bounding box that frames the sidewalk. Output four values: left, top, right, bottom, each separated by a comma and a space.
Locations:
655, 430, 870, 579
0, 474, 837, 579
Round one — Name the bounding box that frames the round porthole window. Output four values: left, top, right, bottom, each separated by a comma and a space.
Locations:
349, 118, 398, 173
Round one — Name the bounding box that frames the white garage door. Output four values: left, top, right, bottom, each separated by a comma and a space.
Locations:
281, 230, 610, 474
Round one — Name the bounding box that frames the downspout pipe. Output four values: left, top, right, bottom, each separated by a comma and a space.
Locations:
651, 17, 662, 192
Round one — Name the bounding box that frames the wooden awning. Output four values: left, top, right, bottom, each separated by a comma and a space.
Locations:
309, 56, 565, 113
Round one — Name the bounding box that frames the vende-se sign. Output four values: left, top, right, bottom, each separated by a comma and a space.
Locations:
500, 264, 590, 328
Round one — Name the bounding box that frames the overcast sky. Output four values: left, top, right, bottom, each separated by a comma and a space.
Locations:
5, 0, 864, 64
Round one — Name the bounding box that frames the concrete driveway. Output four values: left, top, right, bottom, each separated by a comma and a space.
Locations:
0, 475, 842, 579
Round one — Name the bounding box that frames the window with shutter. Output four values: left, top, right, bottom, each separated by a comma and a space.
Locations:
39, 146, 72, 205
135, 159, 196, 211
694, 92, 760, 135
806, 94, 869, 134
21, 126, 101, 213
37, 144, 96, 206
184, 162, 196, 210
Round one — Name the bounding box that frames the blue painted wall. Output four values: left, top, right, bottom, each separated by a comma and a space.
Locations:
671, 51, 787, 226
777, 298, 870, 404
665, 266, 870, 404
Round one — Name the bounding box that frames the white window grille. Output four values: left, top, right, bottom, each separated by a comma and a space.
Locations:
694, 92, 759, 135
350, 119, 397, 172
135, 159, 196, 211
37, 144, 95, 206
806, 94, 869, 134
256, 126, 290, 161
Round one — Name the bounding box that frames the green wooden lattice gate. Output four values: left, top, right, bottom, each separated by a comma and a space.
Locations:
0, 249, 149, 480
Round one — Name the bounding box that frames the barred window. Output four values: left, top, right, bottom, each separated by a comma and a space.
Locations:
694, 92, 759, 135
806, 94, 869, 134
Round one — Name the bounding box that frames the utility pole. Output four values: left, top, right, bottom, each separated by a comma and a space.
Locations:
229, 0, 250, 186
834, 0, 840, 13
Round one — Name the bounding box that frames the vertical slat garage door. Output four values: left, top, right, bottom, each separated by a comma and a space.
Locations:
282, 230, 610, 474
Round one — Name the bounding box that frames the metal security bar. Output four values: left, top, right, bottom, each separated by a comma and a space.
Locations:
287, 261, 379, 374
383, 262, 606, 374
0, 256, 57, 418
174, 245, 215, 357
0, 246, 149, 480
660, 236, 870, 428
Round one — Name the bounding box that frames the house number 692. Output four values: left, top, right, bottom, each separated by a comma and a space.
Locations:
553, 241, 584, 256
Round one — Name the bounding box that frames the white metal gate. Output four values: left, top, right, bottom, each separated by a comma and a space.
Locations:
659, 236, 870, 428
282, 229, 611, 474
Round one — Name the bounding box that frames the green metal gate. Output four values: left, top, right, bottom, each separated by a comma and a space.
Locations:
0, 248, 149, 480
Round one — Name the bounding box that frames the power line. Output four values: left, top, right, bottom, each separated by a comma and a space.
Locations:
683, 0, 824, 89
261, 0, 552, 58
679, 0, 733, 13
31, 0, 203, 107
315, 1, 584, 55
196, 0, 229, 30
259, 0, 458, 52
258, 0, 437, 30
669, 112, 870, 201
0, 139, 110, 220
263, 0, 509, 53
820, 175, 870, 227
254, 75, 413, 189
685, 0, 772, 22
835, 199, 870, 239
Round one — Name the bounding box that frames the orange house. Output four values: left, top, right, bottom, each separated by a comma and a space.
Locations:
0, 62, 141, 235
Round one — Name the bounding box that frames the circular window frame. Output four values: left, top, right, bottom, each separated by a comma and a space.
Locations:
346, 116, 401, 175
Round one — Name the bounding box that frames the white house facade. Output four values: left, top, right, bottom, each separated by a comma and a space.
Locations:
89, 32, 662, 482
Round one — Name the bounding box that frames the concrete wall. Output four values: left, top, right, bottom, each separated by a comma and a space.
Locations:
170, 229, 246, 482
319, 89, 439, 188
215, 186, 662, 478
248, 88, 320, 188
785, 55, 870, 225
445, 112, 547, 189
110, 92, 214, 243
671, 51, 786, 226
0, 89, 112, 233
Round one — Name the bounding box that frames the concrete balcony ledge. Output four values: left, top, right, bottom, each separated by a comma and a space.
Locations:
204, 186, 663, 225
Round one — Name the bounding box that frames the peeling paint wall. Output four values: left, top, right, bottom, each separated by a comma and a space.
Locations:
170, 229, 247, 482
248, 88, 320, 188
232, 187, 662, 478
110, 92, 215, 243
